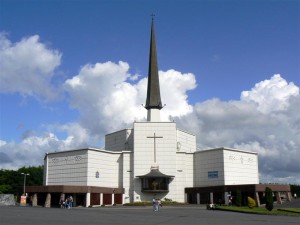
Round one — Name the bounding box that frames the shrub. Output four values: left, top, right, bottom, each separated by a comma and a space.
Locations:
236, 190, 242, 206
265, 187, 274, 211
247, 196, 256, 208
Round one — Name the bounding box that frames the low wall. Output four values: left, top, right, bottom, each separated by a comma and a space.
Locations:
0, 194, 16, 206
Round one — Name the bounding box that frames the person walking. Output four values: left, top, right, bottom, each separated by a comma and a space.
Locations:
157, 199, 162, 211
59, 197, 64, 208
152, 197, 157, 211
69, 195, 73, 208
65, 197, 69, 209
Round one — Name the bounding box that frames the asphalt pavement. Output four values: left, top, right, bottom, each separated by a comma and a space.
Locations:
0, 204, 299, 225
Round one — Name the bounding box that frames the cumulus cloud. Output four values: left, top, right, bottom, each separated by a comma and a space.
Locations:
160, 69, 196, 119
241, 74, 299, 113
0, 126, 91, 169
64, 61, 196, 137
0, 33, 62, 100
0, 58, 196, 170
177, 74, 300, 184
0, 42, 299, 185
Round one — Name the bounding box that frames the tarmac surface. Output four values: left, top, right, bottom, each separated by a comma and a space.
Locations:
1, 202, 299, 225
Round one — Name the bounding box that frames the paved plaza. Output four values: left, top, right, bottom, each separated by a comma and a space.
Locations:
0, 205, 299, 225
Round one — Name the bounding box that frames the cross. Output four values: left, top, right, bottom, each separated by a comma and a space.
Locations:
150, 13, 155, 20
147, 132, 163, 163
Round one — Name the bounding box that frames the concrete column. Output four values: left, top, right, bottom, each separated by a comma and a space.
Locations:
255, 192, 261, 207
32, 193, 38, 207
44, 193, 51, 208
197, 193, 200, 204
224, 192, 229, 205
123, 194, 129, 204
184, 193, 188, 203
60, 193, 65, 201
210, 192, 214, 204
100, 193, 103, 205
112, 194, 115, 205
59, 193, 65, 208
86, 193, 90, 207
276, 192, 282, 204
287, 192, 292, 201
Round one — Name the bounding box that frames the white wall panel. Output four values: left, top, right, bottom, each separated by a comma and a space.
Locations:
194, 148, 259, 187
223, 150, 259, 185
133, 122, 178, 202
47, 150, 88, 186
87, 150, 122, 187
105, 129, 133, 151
176, 129, 196, 153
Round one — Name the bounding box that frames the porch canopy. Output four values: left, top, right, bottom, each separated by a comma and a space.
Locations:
137, 168, 174, 193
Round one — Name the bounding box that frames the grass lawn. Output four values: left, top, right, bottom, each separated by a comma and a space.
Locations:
278, 208, 300, 213
217, 206, 300, 216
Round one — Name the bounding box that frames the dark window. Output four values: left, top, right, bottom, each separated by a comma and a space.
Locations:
141, 178, 170, 192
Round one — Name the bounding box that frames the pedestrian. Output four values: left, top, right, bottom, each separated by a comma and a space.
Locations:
228, 197, 232, 206
59, 197, 64, 208
152, 197, 156, 211
65, 197, 69, 209
158, 199, 162, 210
155, 199, 159, 211
69, 195, 73, 208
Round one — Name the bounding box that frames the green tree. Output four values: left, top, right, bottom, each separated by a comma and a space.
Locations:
0, 184, 12, 194
0, 166, 43, 195
235, 190, 242, 206
265, 187, 273, 211
291, 184, 300, 198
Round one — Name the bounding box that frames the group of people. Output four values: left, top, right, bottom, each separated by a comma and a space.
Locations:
59, 195, 73, 209
152, 198, 162, 211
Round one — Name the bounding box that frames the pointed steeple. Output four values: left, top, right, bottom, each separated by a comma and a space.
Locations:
145, 17, 163, 111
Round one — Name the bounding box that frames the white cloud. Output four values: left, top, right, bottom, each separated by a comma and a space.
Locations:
1, 42, 299, 185
64, 62, 196, 137
177, 74, 300, 184
241, 74, 299, 113
1, 61, 197, 169
160, 69, 196, 120
0, 121, 95, 169
0, 132, 77, 169
0, 33, 62, 101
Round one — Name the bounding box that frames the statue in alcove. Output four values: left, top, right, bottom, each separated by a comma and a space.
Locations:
151, 179, 158, 190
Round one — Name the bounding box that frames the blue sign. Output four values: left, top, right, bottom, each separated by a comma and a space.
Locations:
208, 171, 218, 178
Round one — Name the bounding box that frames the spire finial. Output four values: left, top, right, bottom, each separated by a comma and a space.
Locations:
150, 13, 155, 20
145, 15, 163, 122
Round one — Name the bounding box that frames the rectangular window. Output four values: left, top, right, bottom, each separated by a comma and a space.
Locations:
208, 171, 218, 178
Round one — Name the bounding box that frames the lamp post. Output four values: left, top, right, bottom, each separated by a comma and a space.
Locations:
21, 173, 30, 196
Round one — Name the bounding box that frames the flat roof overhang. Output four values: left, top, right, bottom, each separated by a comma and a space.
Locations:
26, 185, 124, 194
185, 184, 291, 194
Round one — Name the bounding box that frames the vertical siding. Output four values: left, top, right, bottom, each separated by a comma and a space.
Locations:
47, 150, 88, 185
105, 129, 133, 151
176, 129, 196, 153
87, 150, 122, 187
194, 150, 225, 187
223, 150, 259, 185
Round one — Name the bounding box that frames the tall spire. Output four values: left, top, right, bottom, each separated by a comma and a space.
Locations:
145, 16, 163, 112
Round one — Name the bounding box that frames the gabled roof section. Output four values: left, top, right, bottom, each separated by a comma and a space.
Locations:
145, 17, 163, 110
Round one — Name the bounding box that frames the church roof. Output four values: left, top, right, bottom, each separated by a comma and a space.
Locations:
145, 17, 163, 110
136, 168, 174, 178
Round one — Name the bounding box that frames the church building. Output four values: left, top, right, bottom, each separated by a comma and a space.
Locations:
27, 19, 291, 207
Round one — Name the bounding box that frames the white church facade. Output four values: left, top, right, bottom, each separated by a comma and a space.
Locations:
27, 19, 291, 207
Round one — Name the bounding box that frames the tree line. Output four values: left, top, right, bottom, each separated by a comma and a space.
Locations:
0, 166, 43, 195
0, 165, 299, 198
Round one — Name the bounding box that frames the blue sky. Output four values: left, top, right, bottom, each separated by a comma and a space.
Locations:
0, 0, 299, 184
